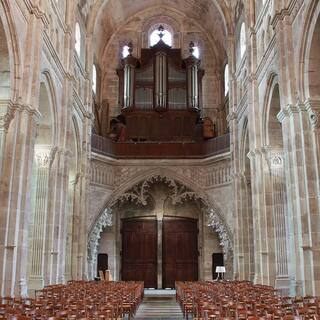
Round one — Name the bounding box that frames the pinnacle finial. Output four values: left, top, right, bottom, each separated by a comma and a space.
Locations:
127, 42, 133, 55
189, 41, 195, 55
158, 25, 165, 39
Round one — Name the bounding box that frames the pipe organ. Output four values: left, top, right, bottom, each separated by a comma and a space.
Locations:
116, 30, 204, 142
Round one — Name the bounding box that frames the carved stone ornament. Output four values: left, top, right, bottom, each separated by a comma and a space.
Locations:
88, 175, 233, 266
270, 154, 283, 168
114, 175, 204, 206
207, 208, 233, 255
310, 111, 320, 129
87, 208, 113, 263
35, 151, 51, 168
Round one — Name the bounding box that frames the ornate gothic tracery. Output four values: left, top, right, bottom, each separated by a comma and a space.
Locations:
87, 174, 233, 269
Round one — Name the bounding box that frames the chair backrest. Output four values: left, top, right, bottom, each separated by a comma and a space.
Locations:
99, 270, 105, 281
105, 270, 112, 281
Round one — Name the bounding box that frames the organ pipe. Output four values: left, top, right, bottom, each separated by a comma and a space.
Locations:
123, 43, 137, 108
187, 42, 200, 109
155, 52, 167, 108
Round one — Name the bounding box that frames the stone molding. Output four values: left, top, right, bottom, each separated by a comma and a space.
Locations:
115, 175, 205, 207
305, 99, 320, 129
87, 208, 113, 263
207, 208, 233, 255
0, 100, 15, 130
88, 174, 234, 266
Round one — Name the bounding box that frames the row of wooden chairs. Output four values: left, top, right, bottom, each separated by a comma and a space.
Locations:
0, 280, 144, 319
175, 281, 320, 320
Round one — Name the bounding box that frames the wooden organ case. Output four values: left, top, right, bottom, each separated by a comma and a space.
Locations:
116, 36, 204, 142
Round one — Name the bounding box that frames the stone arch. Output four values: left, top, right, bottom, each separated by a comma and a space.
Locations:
262, 73, 282, 148
87, 0, 234, 38
0, 0, 21, 101
100, 6, 222, 67
36, 71, 58, 146
142, 14, 180, 48
298, 0, 320, 102
87, 168, 233, 277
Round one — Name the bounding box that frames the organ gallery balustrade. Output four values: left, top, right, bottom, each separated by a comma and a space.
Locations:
91, 133, 230, 159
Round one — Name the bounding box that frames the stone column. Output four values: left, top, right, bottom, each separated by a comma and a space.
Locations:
268, 152, 290, 294
64, 178, 76, 282
278, 105, 314, 296
0, 104, 41, 297
304, 100, 320, 295
44, 149, 70, 285
248, 149, 271, 285
28, 145, 52, 290
0, 3, 46, 296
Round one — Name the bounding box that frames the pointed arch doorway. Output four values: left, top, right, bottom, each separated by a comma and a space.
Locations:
88, 174, 233, 285
121, 216, 198, 289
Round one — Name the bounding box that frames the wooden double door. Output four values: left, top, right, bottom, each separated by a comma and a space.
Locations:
121, 218, 198, 288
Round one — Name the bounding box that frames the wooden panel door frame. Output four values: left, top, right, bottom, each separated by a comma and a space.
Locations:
121, 217, 158, 288
162, 216, 199, 288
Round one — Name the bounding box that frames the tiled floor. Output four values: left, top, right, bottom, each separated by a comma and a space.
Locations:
134, 290, 184, 319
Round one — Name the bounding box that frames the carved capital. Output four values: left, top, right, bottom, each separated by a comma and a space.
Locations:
34, 145, 52, 168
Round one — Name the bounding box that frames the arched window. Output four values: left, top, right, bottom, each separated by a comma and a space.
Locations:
75, 23, 81, 56
122, 45, 130, 58
240, 23, 246, 58
150, 28, 172, 47
92, 64, 97, 94
224, 64, 229, 96
192, 46, 200, 59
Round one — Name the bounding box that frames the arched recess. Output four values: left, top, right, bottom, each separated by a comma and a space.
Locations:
0, 17, 10, 100
27, 72, 56, 290
238, 118, 254, 281
0, 2, 21, 179
86, 0, 234, 39
262, 74, 290, 293
87, 170, 233, 282
299, 0, 320, 102
0, 1, 20, 102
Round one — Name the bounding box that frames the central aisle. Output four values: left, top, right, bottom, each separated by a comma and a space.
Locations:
135, 290, 184, 320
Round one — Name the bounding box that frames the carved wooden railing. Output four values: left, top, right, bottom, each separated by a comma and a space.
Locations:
91, 133, 230, 159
